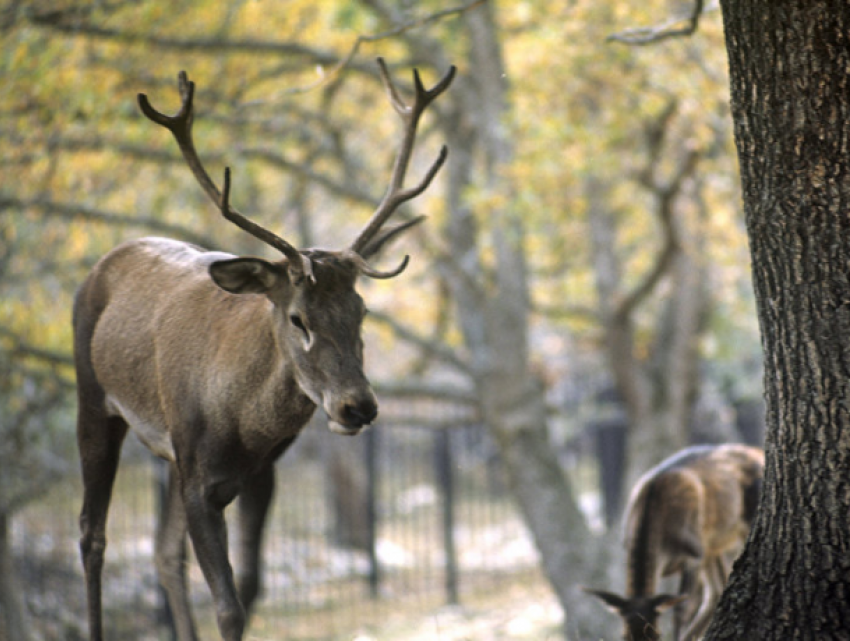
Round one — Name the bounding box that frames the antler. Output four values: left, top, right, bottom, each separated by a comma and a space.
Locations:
348, 58, 456, 263
138, 72, 310, 280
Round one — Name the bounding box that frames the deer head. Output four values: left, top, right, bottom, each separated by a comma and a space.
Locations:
136, 59, 455, 434
584, 588, 686, 641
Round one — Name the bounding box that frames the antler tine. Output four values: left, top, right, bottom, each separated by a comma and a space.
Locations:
138, 72, 308, 278
138, 72, 222, 207
220, 168, 313, 281
349, 58, 456, 256
346, 252, 411, 280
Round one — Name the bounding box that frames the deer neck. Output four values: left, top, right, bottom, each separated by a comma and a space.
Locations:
625, 484, 664, 598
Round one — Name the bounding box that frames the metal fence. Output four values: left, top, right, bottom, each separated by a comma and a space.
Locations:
12, 409, 545, 641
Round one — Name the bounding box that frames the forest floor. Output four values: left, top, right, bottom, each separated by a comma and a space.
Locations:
219, 566, 569, 641
343, 578, 563, 641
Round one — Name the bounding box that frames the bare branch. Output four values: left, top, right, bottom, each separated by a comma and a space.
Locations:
24, 11, 343, 63
367, 309, 472, 375
608, 0, 705, 46
0, 328, 74, 369
405, 278, 452, 376
613, 106, 703, 323
373, 380, 477, 405
614, 205, 678, 324
239, 146, 377, 205
375, 415, 480, 430
372, 381, 480, 430
34, 134, 380, 209
0, 196, 218, 248
20, 1, 482, 94
286, 0, 484, 94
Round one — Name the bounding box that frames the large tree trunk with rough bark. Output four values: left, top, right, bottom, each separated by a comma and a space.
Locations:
706, 2, 850, 638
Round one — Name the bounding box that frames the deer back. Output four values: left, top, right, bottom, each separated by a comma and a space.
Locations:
623, 444, 764, 596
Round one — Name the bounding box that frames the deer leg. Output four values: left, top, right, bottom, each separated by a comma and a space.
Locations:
673, 567, 697, 640
181, 475, 244, 641
680, 562, 722, 641
236, 463, 275, 620
77, 412, 127, 641
718, 549, 734, 582
682, 557, 728, 640
155, 463, 197, 641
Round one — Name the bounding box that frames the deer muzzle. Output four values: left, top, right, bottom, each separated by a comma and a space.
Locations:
326, 392, 378, 436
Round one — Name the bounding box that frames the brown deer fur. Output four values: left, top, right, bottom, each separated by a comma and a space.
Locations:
74, 61, 454, 641
586, 443, 764, 641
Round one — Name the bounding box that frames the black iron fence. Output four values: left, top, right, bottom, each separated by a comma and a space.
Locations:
12, 411, 546, 641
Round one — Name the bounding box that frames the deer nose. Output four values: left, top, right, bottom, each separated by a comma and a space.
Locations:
341, 397, 378, 428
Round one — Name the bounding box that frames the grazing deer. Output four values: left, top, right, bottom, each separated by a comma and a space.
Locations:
586, 443, 764, 641
73, 59, 454, 641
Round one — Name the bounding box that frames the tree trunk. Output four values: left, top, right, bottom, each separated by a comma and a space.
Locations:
586, 148, 709, 490
435, 5, 616, 638
707, 2, 850, 638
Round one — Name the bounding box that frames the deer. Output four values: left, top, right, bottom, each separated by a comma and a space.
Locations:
585, 443, 764, 641
72, 58, 455, 641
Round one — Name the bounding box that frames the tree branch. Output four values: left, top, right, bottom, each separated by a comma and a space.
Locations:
25, 12, 344, 63
0, 327, 74, 369
32, 134, 381, 210
613, 203, 678, 324
373, 380, 477, 405
368, 309, 472, 375
613, 105, 702, 323
238, 147, 377, 205
373, 380, 480, 430
608, 0, 705, 46
1, 196, 218, 248
21, 1, 482, 94
288, 0, 485, 93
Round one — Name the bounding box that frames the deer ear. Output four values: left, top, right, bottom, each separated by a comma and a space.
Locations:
583, 588, 630, 614
209, 258, 283, 294
651, 593, 688, 613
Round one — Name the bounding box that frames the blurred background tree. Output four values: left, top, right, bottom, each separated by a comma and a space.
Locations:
0, 1, 757, 638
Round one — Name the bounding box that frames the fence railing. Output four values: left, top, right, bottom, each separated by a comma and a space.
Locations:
13, 417, 544, 640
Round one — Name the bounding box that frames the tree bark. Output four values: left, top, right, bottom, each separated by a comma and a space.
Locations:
707, 2, 850, 638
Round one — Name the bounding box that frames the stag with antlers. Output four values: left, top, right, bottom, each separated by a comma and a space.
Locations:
73, 59, 454, 641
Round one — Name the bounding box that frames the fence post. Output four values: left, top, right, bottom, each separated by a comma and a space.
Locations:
435, 429, 459, 605
365, 426, 380, 598
593, 418, 626, 528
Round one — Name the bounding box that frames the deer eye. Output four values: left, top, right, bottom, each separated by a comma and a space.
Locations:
289, 314, 313, 350
290, 314, 307, 334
